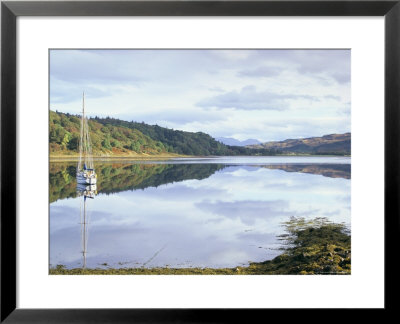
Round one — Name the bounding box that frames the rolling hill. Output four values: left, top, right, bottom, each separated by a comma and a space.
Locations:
247, 133, 351, 155
216, 137, 261, 147
49, 110, 277, 156
49, 110, 350, 156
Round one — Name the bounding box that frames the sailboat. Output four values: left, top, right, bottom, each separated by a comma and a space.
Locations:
76, 92, 97, 185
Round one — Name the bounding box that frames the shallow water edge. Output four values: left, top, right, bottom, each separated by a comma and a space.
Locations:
50, 217, 351, 275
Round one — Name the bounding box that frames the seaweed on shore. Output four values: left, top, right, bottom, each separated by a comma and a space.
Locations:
245, 217, 351, 275
49, 217, 350, 275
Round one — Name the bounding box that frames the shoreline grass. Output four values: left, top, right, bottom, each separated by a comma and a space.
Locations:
50, 153, 189, 162
50, 153, 350, 162
50, 217, 350, 275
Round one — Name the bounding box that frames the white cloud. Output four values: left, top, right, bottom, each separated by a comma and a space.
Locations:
50, 49, 351, 142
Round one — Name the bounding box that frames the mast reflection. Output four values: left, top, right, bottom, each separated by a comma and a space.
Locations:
77, 184, 97, 269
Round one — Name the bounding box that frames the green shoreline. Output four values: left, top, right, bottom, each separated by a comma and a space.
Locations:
50, 218, 351, 275
49, 153, 188, 162
50, 153, 350, 162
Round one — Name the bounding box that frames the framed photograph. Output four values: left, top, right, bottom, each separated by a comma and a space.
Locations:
1, 0, 398, 321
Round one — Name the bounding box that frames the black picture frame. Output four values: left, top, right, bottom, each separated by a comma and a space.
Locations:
1, 0, 399, 322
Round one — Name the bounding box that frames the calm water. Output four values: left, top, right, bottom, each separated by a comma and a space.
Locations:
49, 156, 351, 269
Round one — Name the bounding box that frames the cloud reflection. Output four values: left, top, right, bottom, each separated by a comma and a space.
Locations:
50, 160, 351, 269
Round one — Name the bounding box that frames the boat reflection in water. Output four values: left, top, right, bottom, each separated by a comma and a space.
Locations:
77, 184, 97, 269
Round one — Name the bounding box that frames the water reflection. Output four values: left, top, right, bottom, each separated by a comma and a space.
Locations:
264, 164, 351, 179
50, 161, 350, 203
77, 184, 97, 269
50, 157, 351, 269
50, 163, 225, 203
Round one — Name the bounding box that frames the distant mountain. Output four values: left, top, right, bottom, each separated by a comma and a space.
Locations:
247, 133, 351, 155
216, 137, 261, 147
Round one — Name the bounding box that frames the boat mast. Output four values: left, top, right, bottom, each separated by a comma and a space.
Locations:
78, 92, 95, 171
83, 92, 88, 168
84, 93, 94, 170
77, 92, 85, 172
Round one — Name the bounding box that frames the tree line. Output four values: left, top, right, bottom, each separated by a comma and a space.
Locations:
50, 110, 279, 156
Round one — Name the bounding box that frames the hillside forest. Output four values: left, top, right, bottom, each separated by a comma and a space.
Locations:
49, 110, 279, 156
49, 110, 350, 156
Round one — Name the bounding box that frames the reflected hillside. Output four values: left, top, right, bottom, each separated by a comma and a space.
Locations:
50, 162, 226, 203
50, 162, 351, 203
264, 164, 350, 179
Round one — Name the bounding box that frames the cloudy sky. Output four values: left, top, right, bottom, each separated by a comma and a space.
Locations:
50, 49, 350, 142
